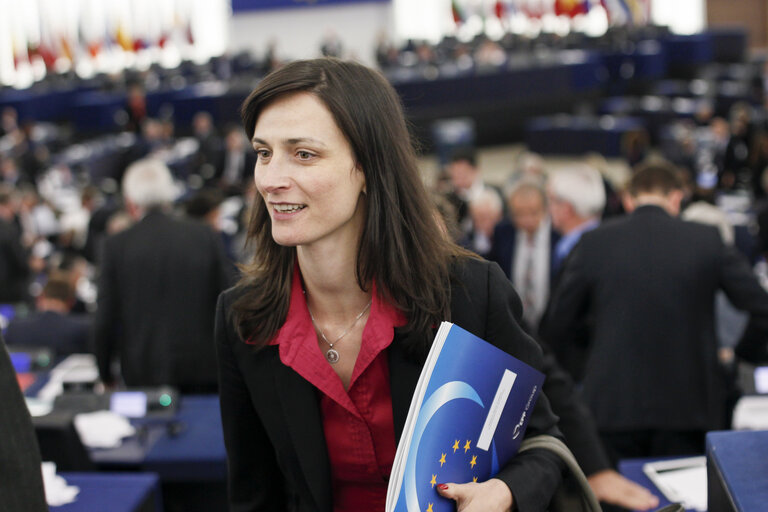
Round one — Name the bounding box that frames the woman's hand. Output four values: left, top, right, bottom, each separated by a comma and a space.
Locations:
437, 478, 513, 511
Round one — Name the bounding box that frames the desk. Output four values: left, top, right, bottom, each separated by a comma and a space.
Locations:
89, 395, 227, 511
706, 430, 768, 512
54, 472, 162, 512
92, 395, 226, 481
619, 457, 696, 512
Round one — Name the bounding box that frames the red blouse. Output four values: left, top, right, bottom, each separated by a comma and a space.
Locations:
270, 266, 407, 511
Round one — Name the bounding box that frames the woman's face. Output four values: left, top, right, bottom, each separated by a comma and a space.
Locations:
251, 92, 366, 251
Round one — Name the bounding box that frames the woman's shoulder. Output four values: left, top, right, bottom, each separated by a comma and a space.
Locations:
450, 254, 504, 288
217, 283, 250, 311
450, 255, 521, 321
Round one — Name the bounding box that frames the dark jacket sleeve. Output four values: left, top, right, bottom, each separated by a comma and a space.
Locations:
538, 240, 593, 373
539, 345, 610, 476
93, 235, 119, 384
215, 291, 287, 511
0, 335, 48, 512
716, 246, 768, 363
479, 262, 565, 511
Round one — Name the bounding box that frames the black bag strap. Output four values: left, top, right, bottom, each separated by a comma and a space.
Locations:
519, 435, 686, 512
520, 435, 602, 512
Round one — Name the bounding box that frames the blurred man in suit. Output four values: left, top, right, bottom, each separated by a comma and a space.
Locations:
0, 187, 30, 304
463, 187, 504, 258
490, 181, 559, 333
540, 164, 605, 380
94, 159, 233, 393
192, 111, 223, 179
0, 333, 48, 512
5, 271, 90, 358
216, 126, 256, 195
547, 164, 606, 274
445, 147, 505, 238
542, 161, 768, 461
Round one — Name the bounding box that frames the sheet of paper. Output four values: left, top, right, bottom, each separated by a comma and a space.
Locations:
650, 465, 707, 511
74, 410, 136, 448
732, 395, 768, 430
42, 462, 80, 507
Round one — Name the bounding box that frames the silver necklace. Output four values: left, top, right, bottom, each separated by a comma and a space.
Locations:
306, 298, 372, 364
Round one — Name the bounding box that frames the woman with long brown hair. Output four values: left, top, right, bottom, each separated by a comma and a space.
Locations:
215, 58, 562, 512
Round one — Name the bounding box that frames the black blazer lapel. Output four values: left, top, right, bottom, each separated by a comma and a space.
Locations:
388, 329, 427, 445
273, 363, 332, 512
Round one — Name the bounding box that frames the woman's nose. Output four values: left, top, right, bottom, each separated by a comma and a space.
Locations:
255, 157, 291, 193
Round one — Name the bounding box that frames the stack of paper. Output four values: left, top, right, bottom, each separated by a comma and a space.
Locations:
41, 462, 79, 507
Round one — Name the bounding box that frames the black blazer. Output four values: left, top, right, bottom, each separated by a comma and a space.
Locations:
215, 257, 563, 512
94, 210, 233, 390
542, 205, 768, 432
0, 334, 48, 512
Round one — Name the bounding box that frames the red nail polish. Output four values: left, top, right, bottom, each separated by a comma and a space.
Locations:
437, 484, 449, 491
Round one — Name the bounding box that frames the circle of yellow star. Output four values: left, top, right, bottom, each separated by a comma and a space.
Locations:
452, 439, 460, 453
439, 453, 447, 467
463, 440, 471, 453
426, 504, 434, 512
470, 455, 477, 468
430, 474, 437, 488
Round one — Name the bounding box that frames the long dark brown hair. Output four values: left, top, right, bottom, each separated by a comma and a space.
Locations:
232, 58, 467, 350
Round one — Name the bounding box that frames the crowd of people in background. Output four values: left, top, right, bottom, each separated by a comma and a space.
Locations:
2, 52, 768, 384
2, 41, 768, 509
0, 100, 256, 374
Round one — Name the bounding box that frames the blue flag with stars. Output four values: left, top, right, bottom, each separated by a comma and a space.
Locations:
386, 322, 545, 512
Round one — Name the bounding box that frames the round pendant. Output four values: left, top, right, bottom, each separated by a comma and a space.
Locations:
326, 348, 340, 364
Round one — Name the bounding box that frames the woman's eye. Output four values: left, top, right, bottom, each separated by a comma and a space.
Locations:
296, 151, 314, 160
255, 149, 271, 160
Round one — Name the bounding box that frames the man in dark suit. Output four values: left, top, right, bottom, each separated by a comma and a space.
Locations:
490, 180, 560, 334
542, 162, 768, 461
94, 158, 233, 393
216, 126, 257, 195
462, 187, 504, 258
444, 147, 506, 239
539, 345, 659, 511
192, 111, 223, 178
0, 187, 30, 304
547, 164, 605, 274
5, 272, 91, 358
0, 333, 48, 512
541, 164, 606, 380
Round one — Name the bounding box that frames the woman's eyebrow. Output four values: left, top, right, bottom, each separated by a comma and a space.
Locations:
251, 136, 327, 148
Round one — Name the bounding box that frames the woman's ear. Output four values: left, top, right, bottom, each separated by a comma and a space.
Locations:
357, 163, 366, 195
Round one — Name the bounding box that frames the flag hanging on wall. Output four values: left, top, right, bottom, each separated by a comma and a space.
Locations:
601, 0, 649, 25
554, 0, 590, 17
451, 0, 465, 25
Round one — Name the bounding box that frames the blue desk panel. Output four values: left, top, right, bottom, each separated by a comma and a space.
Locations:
144, 395, 227, 481
706, 430, 768, 512
391, 52, 603, 113
664, 34, 714, 67
525, 115, 645, 156
55, 472, 162, 512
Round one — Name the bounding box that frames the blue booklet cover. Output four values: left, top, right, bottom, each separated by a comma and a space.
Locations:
386, 322, 545, 512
